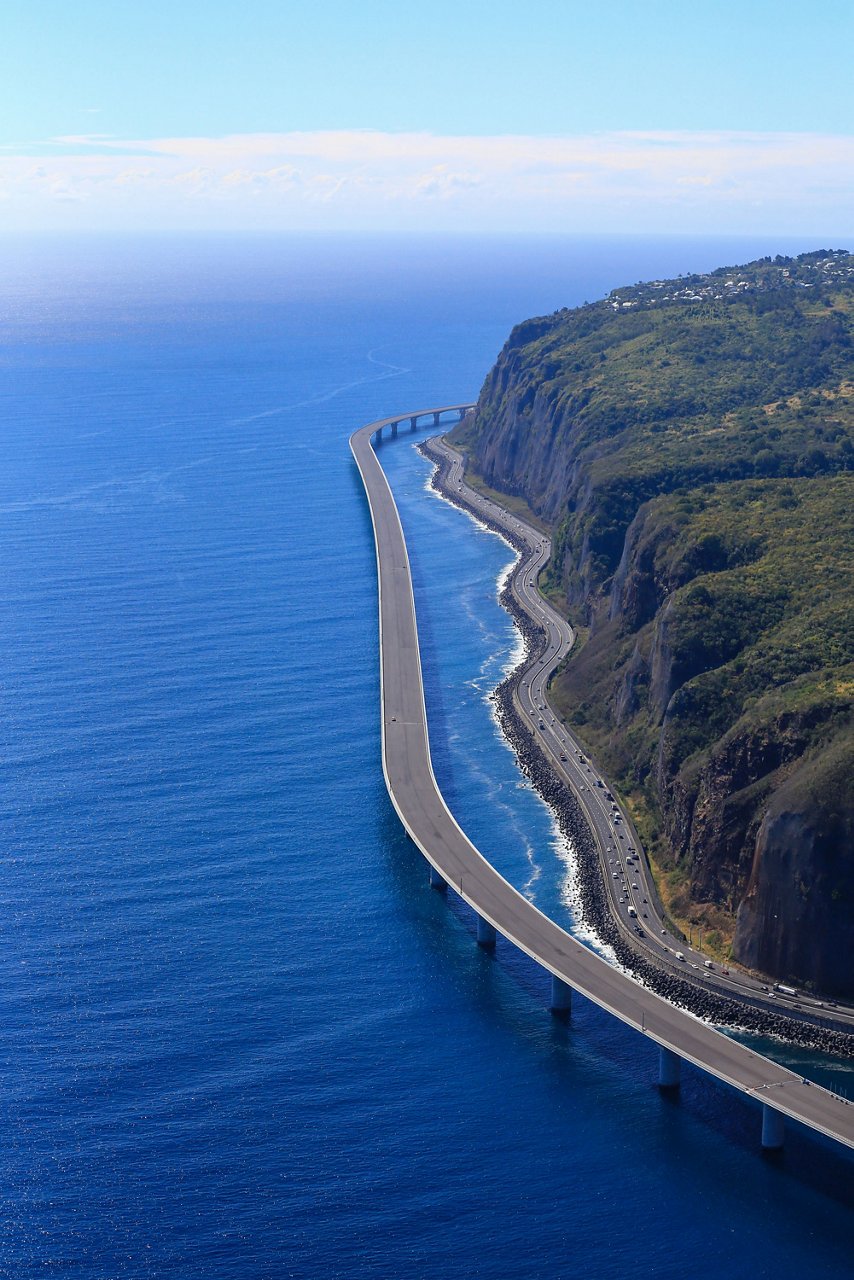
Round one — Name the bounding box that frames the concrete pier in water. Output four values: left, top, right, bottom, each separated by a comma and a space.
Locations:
351, 402, 854, 1159
550, 975, 573, 1016
430, 865, 448, 892
477, 915, 497, 950
658, 1047, 682, 1089
762, 1104, 785, 1150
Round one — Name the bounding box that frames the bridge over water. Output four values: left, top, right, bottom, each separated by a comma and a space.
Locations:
351, 403, 854, 1155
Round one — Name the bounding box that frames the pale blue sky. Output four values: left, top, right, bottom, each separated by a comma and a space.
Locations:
1, 1, 851, 232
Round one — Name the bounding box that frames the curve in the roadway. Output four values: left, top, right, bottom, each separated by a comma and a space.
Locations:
424, 437, 854, 1038
351, 405, 854, 1154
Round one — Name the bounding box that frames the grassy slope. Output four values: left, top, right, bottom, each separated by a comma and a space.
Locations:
454, 253, 854, 980
552, 473, 853, 949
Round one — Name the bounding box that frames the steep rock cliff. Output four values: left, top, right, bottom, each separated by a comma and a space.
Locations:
453, 252, 854, 993
733, 737, 854, 996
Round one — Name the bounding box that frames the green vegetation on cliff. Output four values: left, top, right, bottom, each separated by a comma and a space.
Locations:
454, 251, 854, 995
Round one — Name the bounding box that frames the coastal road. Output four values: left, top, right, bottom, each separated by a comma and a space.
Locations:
427, 435, 854, 1034
352, 406, 854, 1153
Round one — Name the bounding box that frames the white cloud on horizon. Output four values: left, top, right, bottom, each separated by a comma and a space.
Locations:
1, 129, 851, 234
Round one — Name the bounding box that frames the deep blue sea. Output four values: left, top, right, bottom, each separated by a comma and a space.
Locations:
0, 233, 852, 1279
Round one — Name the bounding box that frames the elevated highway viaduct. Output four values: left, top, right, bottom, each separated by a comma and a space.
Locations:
424, 436, 854, 1040
352, 404, 854, 1155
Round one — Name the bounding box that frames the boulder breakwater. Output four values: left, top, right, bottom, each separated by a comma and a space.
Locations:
420, 437, 854, 1060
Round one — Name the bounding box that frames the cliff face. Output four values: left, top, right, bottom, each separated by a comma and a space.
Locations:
454, 252, 854, 994
733, 739, 854, 995
551, 478, 854, 993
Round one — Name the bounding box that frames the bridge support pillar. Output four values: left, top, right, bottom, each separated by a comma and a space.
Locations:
410, 416, 418, 431
476, 915, 497, 950
761, 1104, 785, 1150
550, 974, 572, 1016
658, 1047, 681, 1089
458, 407, 466, 419
433, 411, 441, 425
429, 865, 448, 892
391, 421, 398, 438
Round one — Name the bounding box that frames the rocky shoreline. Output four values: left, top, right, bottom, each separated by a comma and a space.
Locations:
419, 437, 854, 1061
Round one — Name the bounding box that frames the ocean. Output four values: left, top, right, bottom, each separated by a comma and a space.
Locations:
0, 232, 851, 1278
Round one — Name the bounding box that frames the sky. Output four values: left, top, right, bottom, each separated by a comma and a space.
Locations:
1, 0, 851, 235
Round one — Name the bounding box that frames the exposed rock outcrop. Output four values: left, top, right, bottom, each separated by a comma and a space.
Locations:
452, 251, 854, 995
421, 437, 854, 1049
734, 740, 854, 997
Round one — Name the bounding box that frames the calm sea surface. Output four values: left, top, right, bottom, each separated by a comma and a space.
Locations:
0, 234, 851, 1278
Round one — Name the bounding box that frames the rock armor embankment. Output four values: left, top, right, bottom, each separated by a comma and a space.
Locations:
419, 438, 854, 1059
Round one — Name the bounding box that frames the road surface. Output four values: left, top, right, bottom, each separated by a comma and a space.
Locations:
426, 436, 854, 1035
352, 406, 854, 1152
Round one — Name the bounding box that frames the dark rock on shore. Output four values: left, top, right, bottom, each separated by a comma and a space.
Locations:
419, 437, 854, 1060
452, 252, 854, 998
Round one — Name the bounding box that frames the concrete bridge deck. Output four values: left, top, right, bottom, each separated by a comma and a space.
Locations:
351, 404, 854, 1154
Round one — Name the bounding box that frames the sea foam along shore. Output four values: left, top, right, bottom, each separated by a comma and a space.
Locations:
417, 435, 854, 1061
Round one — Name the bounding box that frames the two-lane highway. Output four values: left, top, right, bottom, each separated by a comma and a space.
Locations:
427, 435, 854, 1035
352, 405, 854, 1153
